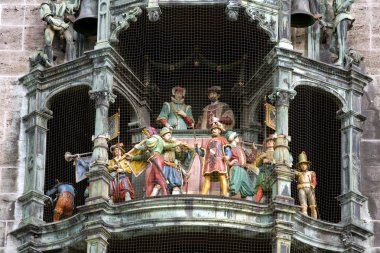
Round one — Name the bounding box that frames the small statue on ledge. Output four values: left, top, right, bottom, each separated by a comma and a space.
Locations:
294, 151, 318, 219
40, 0, 80, 66
45, 180, 76, 222
157, 86, 194, 130
332, 0, 354, 66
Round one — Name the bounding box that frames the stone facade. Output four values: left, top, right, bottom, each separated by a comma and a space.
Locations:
0, 0, 379, 253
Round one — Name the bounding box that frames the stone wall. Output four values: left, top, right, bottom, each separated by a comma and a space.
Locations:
0, 0, 379, 252
350, 1, 380, 252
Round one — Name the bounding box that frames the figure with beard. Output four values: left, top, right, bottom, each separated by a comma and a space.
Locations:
157, 86, 194, 130
195, 122, 229, 197
196, 86, 235, 130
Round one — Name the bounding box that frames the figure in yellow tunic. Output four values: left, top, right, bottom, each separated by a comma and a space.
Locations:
295, 151, 318, 219
108, 143, 135, 203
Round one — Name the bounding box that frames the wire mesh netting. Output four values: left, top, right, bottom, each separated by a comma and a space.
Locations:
42, 5, 345, 252
289, 86, 341, 223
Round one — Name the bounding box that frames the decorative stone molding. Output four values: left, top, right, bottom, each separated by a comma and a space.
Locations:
245, 4, 277, 42
110, 7, 143, 43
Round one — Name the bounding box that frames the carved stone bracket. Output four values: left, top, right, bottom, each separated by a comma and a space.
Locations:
341, 229, 353, 247
245, 5, 277, 42
269, 89, 296, 107
110, 7, 143, 44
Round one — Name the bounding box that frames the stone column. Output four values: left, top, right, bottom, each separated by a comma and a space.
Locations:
337, 109, 367, 224
84, 49, 119, 205
270, 90, 295, 202
86, 225, 110, 253
267, 48, 297, 253
19, 104, 51, 225
86, 91, 114, 204
336, 72, 373, 251
278, 0, 292, 50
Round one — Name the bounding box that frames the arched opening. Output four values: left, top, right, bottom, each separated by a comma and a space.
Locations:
44, 86, 95, 222
289, 85, 342, 223
116, 6, 275, 130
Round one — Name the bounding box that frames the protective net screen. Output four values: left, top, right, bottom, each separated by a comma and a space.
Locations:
42, 5, 345, 253
289, 85, 341, 223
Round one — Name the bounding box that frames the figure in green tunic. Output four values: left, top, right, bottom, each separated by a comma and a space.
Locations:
254, 135, 275, 203
224, 131, 257, 199
157, 86, 194, 130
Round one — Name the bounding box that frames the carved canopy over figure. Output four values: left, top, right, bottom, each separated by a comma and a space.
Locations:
196, 86, 235, 130
157, 86, 195, 130
40, 0, 80, 65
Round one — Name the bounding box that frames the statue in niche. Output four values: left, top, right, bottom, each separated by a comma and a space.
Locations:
45, 180, 76, 222
195, 122, 229, 197
108, 143, 135, 203
331, 0, 354, 66
253, 135, 275, 203
224, 130, 257, 200
40, 0, 80, 65
294, 151, 318, 219
157, 86, 195, 130
196, 86, 235, 130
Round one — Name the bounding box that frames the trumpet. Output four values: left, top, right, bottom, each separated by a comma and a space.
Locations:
64, 151, 92, 162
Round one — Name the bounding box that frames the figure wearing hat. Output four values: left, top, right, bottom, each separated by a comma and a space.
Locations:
224, 130, 257, 199
127, 128, 182, 197
253, 135, 275, 203
157, 86, 194, 130
295, 151, 318, 219
108, 143, 135, 203
195, 122, 229, 196
196, 86, 235, 130
159, 127, 190, 195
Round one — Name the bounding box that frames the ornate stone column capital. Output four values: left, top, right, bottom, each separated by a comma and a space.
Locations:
89, 90, 116, 107
269, 88, 296, 107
